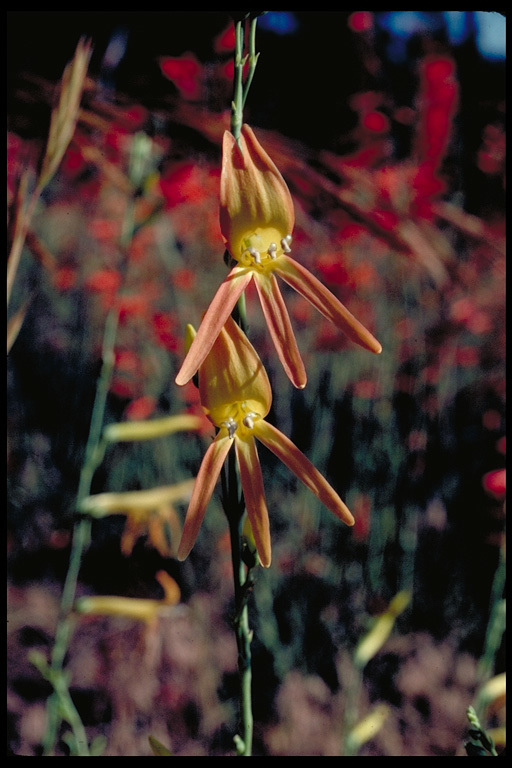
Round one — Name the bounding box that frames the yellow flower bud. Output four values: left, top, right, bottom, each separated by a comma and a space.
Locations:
354, 591, 411, 669
79, 480, 195, 516
346, 704, 390, 753
103, 413, 202, 443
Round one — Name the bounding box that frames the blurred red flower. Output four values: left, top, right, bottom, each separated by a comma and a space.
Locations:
348, 11, 374, 33
415, 55, 458, 171
152, 312, 179, 352
362, 111, 389, 134
159, 162, 210, 208
214, 24, 236, 52
172, 267, 196, 292
124, 395, 158, 421
160, 53, 202, 100
84, 269, 122, 294
53, 266, 77, 292
482, 469, 506, 499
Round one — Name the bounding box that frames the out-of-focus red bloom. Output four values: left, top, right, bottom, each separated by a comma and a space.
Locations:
160, 53, 202, 100
415, 55, 458, 170
348, 11, 374, 33
53, 266, 77, 291
340, 223, 368, 241
353, 379, 380, 399
124, 395, 158, 421
172, 267, 196, 292
117, 293, 152, 324
450, 297, 492, 335
454, 346, 479, 367
89, 218, 121, 242
115, 348, 140, 374
362, 111, 389, 134
152, 312, 179, 352
477, 123, 506, 176
351, 263, 378, 288
411, 163, 446, 218
482, 409, 502, 432
351, 493, 372, 542
159, 162, 210, 208
60, 145, 87, 179
214, 24, 236, 52
314, 254, 352, 288
370, 209, 399, 231
482, 469, 506, 499
84, 268, 122, 294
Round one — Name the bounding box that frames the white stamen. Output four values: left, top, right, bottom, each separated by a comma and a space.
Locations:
248, 247, 261, 264
242, 413, 257, 429
280, 235, 292, 253
267, 242, 277, 259
222, 418, 238, 438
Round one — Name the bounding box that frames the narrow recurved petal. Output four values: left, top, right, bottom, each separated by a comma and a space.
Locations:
235, 434, 272, 568
254, 420, 355, 527
254, 271, 307, 389
275, 255, 382, 355
175, 267, 253, 386
177, 435, 232, 561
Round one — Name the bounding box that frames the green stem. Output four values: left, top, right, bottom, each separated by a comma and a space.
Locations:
223, 449, 254, 757
41, 132, 145, 752
42, 307, 119, 755
230, 16, 260, 332
242, 16, 260, 110
231, 19, 245, 143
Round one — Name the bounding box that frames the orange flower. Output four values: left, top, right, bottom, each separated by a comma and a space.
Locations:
175, 124, 381, 390
177, 317, 354, 568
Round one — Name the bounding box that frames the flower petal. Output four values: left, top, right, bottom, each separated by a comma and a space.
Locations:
175, 267, 253, 386
275, 255, 382, 355
177, 434, 232, 561
220, 124, 295, 259
253, 420, 354, 526
235, 434, 272, 567
254, 272, 307, 389
199, 314, 272, 425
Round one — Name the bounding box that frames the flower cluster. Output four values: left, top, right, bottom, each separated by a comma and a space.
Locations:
176, 124, 382, 565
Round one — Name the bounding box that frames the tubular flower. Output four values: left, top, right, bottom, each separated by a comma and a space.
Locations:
79, 480, 195, 558
176, 123, 382, 390
75, 571, 181, 625
177, 316, 354, 568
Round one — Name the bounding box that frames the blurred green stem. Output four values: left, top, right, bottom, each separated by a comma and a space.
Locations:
42, 306, 119, 755
478, 540, 506, 682
41, 133, 147, 753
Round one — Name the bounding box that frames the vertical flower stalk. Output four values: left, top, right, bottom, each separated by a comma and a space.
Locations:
227, 14, 261, 755
42, 306, 119, 756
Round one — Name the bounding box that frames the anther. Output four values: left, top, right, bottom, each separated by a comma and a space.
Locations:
267, 243, 278, 259
221, 418, 238, 438
248, 247, 261, 264
280, 235, 292, 253
242, 413, 257, 430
